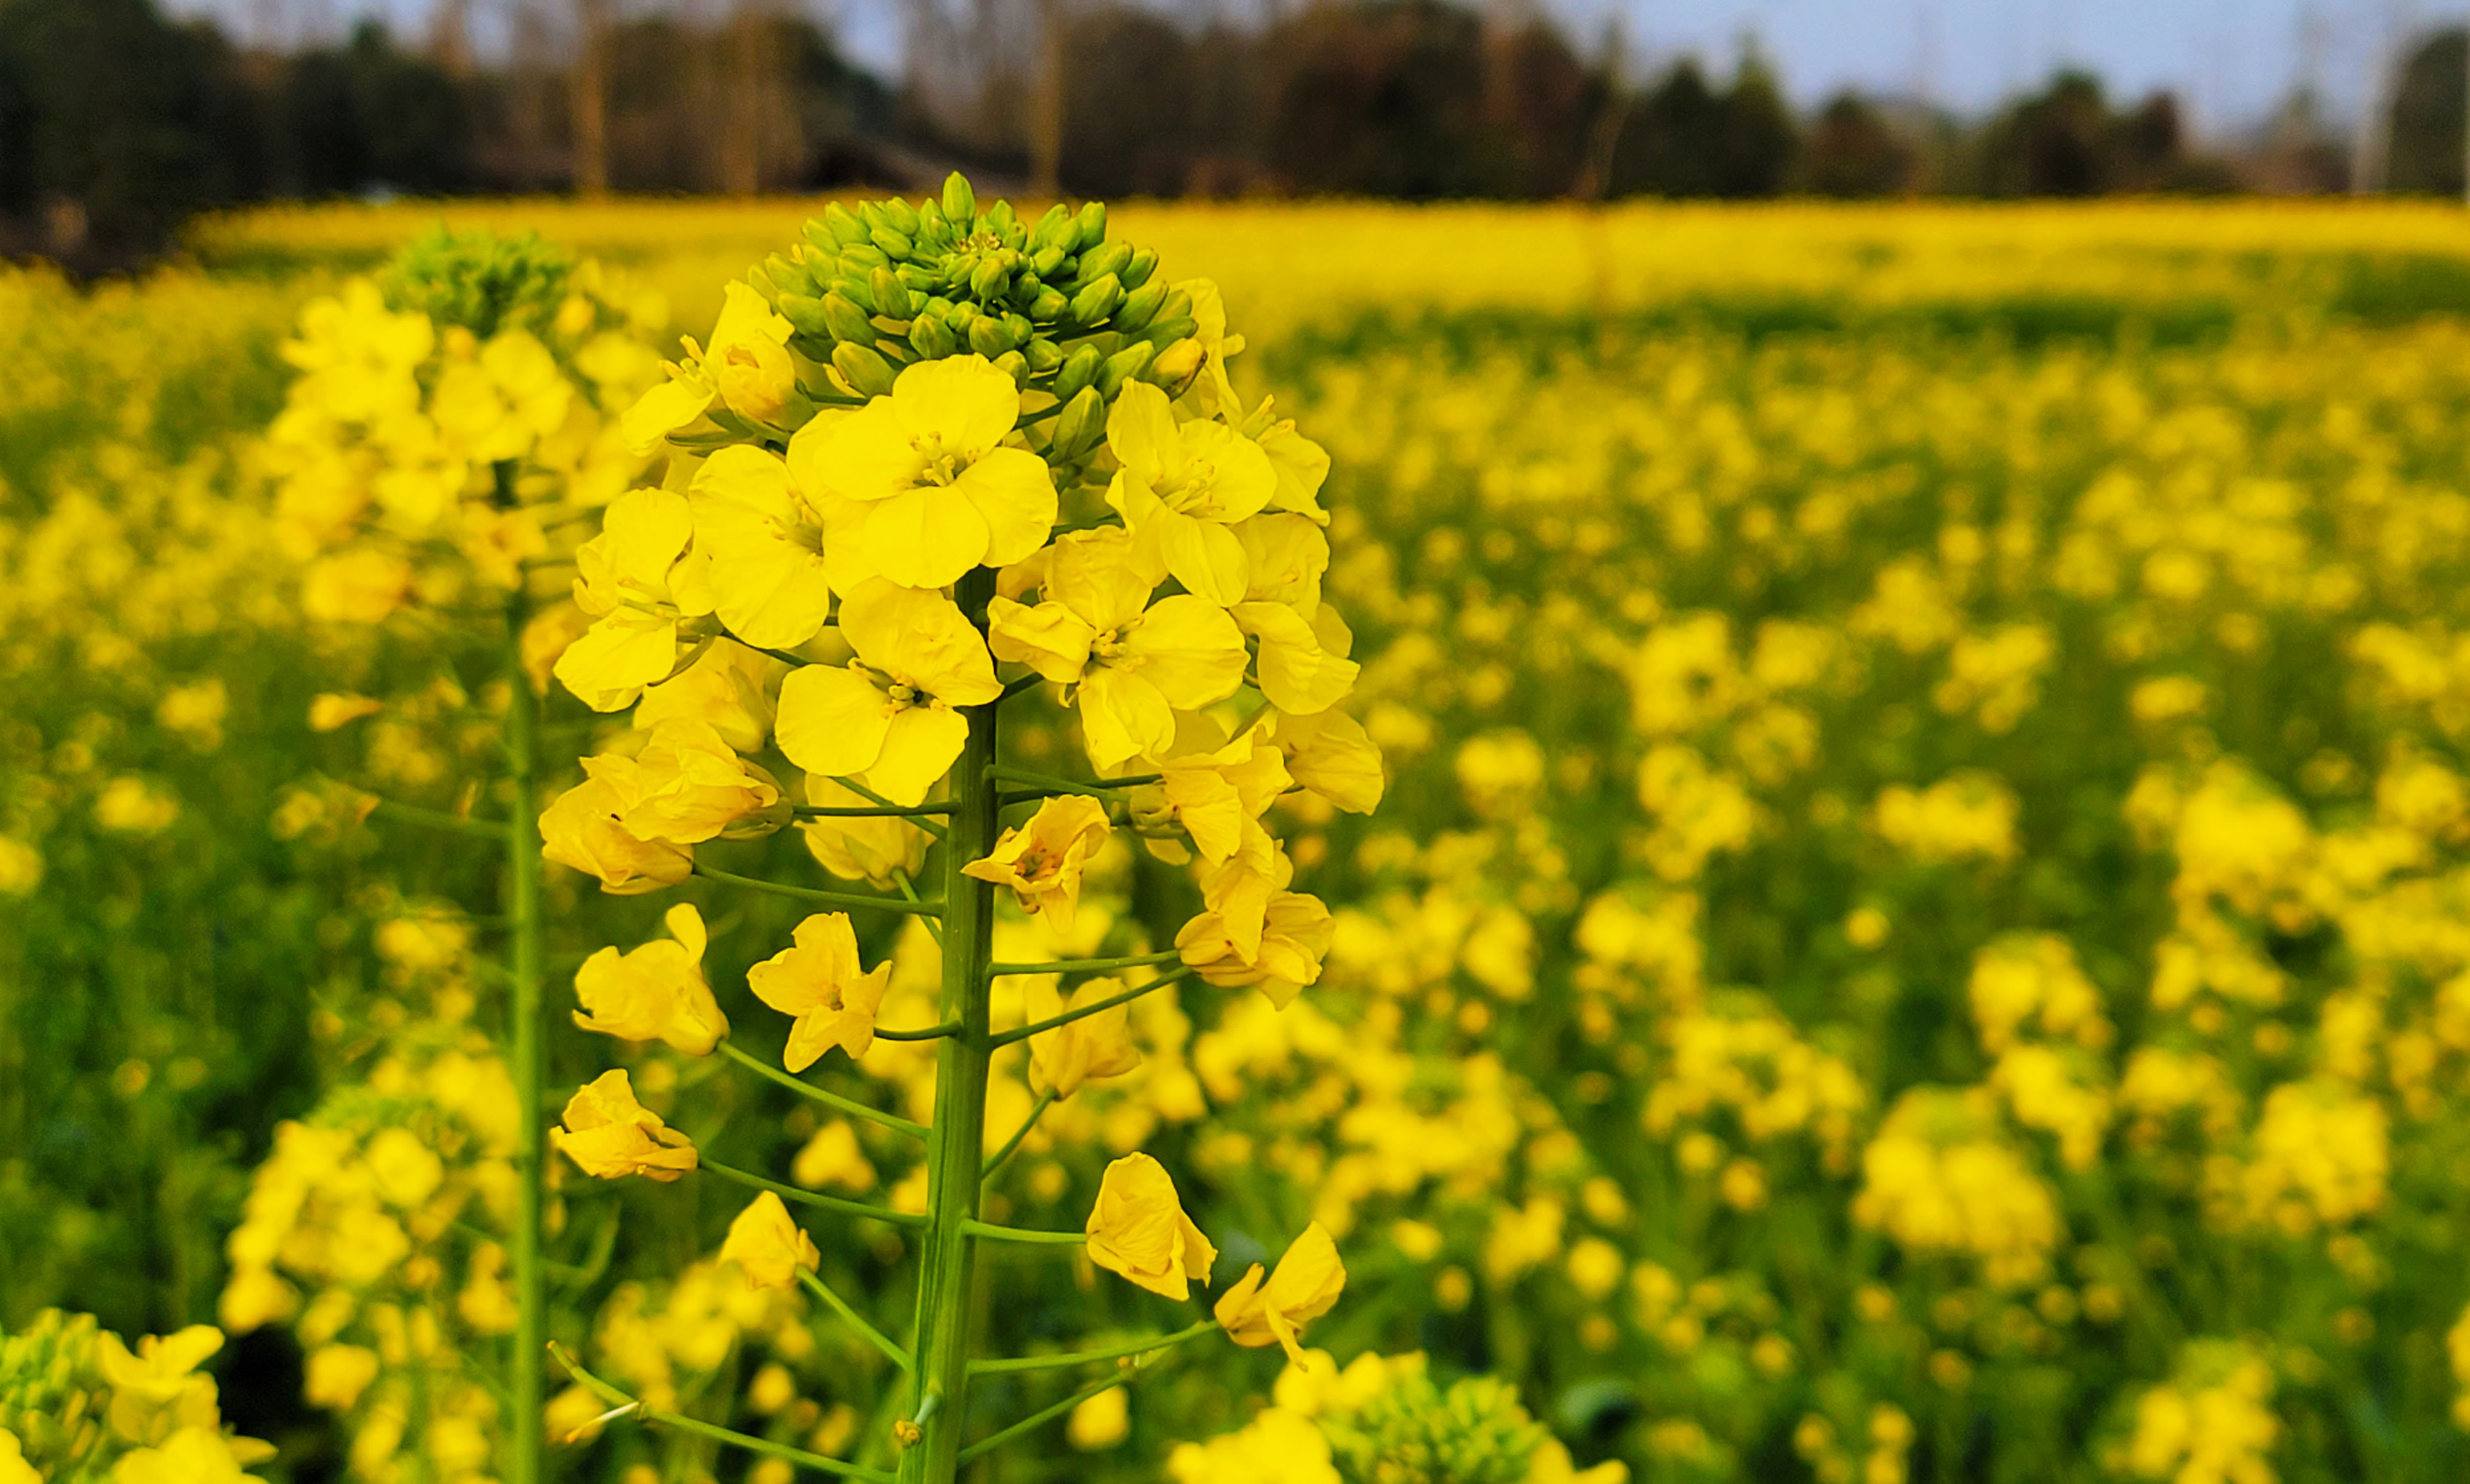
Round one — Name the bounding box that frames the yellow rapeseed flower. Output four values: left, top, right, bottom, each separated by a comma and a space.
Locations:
747, 913, 894, 1070
720, 1192, 821, 1290
962, 794, 1111, 930
553, 1070, 698, 1182
1085, 1152, 1219, 1301
774, 580, 1003, 805
1214, 1221, 1346, 1365
571, 902, 730, 1056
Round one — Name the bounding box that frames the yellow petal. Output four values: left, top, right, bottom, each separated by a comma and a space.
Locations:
1122, 596, 1248, 710
621, 377, 714, 455
859, 485, 989, 590
869, 706, 972, 805
776, 664, 895, 780
892, 353, 1019, 455
1153, 512, 1250, 608
989, 596, 1097, 683
1106, 380, 1181, 481
1079, 668, 1175, 771
959, 448, 1060, 567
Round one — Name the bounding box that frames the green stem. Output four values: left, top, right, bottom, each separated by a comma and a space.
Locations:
991, 968, 1192, 1048
958, 1218, 1085, 1247
996, 673, 1046, 702
967, 1319, 1217, 1376
901, 567, 1003, 1484
795, 803, 954, 818
701, 1155, 929, 1228
553, 1346, 896, 1483
718, 1041, 929, 1139
372, 798, 508, 840
984, 765, 1161, 799
502, 590, 548, 1484
953, 1371, 1136, 1465
693, 862, 942, 917
799, 1270, 915, 1373
894, 869, 944, 946
989, 951, 1180, 977
875, 1019, 963, 1043
751, 643, 815, 668
981, 1091, 1056, 1181
834, 775, 948, 839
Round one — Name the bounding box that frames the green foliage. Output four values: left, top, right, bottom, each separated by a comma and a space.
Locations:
1325, 1372, 1549, 1484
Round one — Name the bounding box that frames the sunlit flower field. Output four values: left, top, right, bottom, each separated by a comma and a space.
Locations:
11, 196, 2470, 1483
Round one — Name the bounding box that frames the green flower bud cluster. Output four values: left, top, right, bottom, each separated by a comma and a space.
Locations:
1321, 1373, 1551, 1484
0, 1310, 113, 1483
747, 171, 1207, 485
378, 225, 576, 339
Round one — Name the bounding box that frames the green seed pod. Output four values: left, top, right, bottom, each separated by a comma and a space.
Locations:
1147, 337, 1206, 397
870, 266, 911, 320
775, 292, 834, 340
832, 341, 898, 398
1052, 385, 1106, 459
909, 313, 958, 360
1079, 241, 1133, 286
1053, 343, 1103, 400
994, 349, 1029, 386
871, 226, 913, 260
1143, 314, 1199, 347
942, 173, 977, 225
1028, 286, 1068, 321
881, 197, 919, 237
1120, 247, 1159, 291
822, 203, 868, 246
839, 244, 889, 272
1030, 243, 1067, 278
1076, 201, 1108, 247
1095, 339, 1155, 399
820, 291, 876, 345
967, 315, 1015, 359
1028, 202, 1073, 251
1071, 273, 1125, 326
1023, 335, 1064, 374
969, 254, 1012, 302
1112, 280, 1168, 334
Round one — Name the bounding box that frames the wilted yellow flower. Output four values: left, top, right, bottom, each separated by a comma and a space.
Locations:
774, 581, 1002, 805
1215, 1222, 1345, 1364
748, 913, 893, 1070
791, 354, 1056, 590
720, 1192, 821, 1290
962, 795, 1111, 930
1028, 978, 1145, 1099
1105, 380, 1277, 605
1085, 1152, 1219, 1301
538, 776, 695, 895
579, 717, 784, 845
554, 1070, 698, 1182
988, 526, 1247, 769
572, 902, 730, 1056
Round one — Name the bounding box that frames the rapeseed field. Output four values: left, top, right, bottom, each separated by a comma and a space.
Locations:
8, 194, 2470, 1484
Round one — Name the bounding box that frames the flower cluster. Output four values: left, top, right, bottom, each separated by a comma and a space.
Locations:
0, 1311, 270, 1483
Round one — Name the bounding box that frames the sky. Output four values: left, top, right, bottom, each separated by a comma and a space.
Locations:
170, 0, 2451, 136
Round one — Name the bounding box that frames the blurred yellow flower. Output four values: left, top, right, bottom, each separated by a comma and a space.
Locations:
720, 1192, 821, 1290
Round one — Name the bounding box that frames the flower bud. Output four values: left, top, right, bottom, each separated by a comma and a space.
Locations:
1079, 241, 1133, 286
871, 266, 913, 320
1076, 200, 1107, 248
1030, 243, 1067, 277
1028, 201, 1073, 251
830, 273, 876, 312
1144, 314, 1198, 348
1028, 286, 1068, 321
820, 203, 867, 246
1158, 287, 1193, 322
775, 293, 833, 341
839, 243, 888, 272
820, 291, 876, 345
947, 300, 981, 333
941, 171, 977, 225
915, 198, 948, 241
762, 252, 815, 297
743, 265, 784, 305
880, 196, 919, 237
1112, 280, 1168, 334
985, 198, 1019, 236
871, 225, 913, 260
896, 263, 937, 293
1095, 340, 1155, 399
1071, 274, 1124, 327
831, 341, 897, 398
1121, 246, 1159, 290
1148, 337, 1206, 398
1024, 335, 1064, 374
1052, 385, 1106, 460
994, 349, 1029, 387
969, 253, 1012, 302
909, 313, 958, 360
967, 315, 1016, 359
1053, 343, 1103, 400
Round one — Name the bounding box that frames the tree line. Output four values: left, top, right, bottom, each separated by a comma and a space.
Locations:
2, 0, 2463, 267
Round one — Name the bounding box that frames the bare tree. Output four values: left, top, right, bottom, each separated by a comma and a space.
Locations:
573, 0, 612, 195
